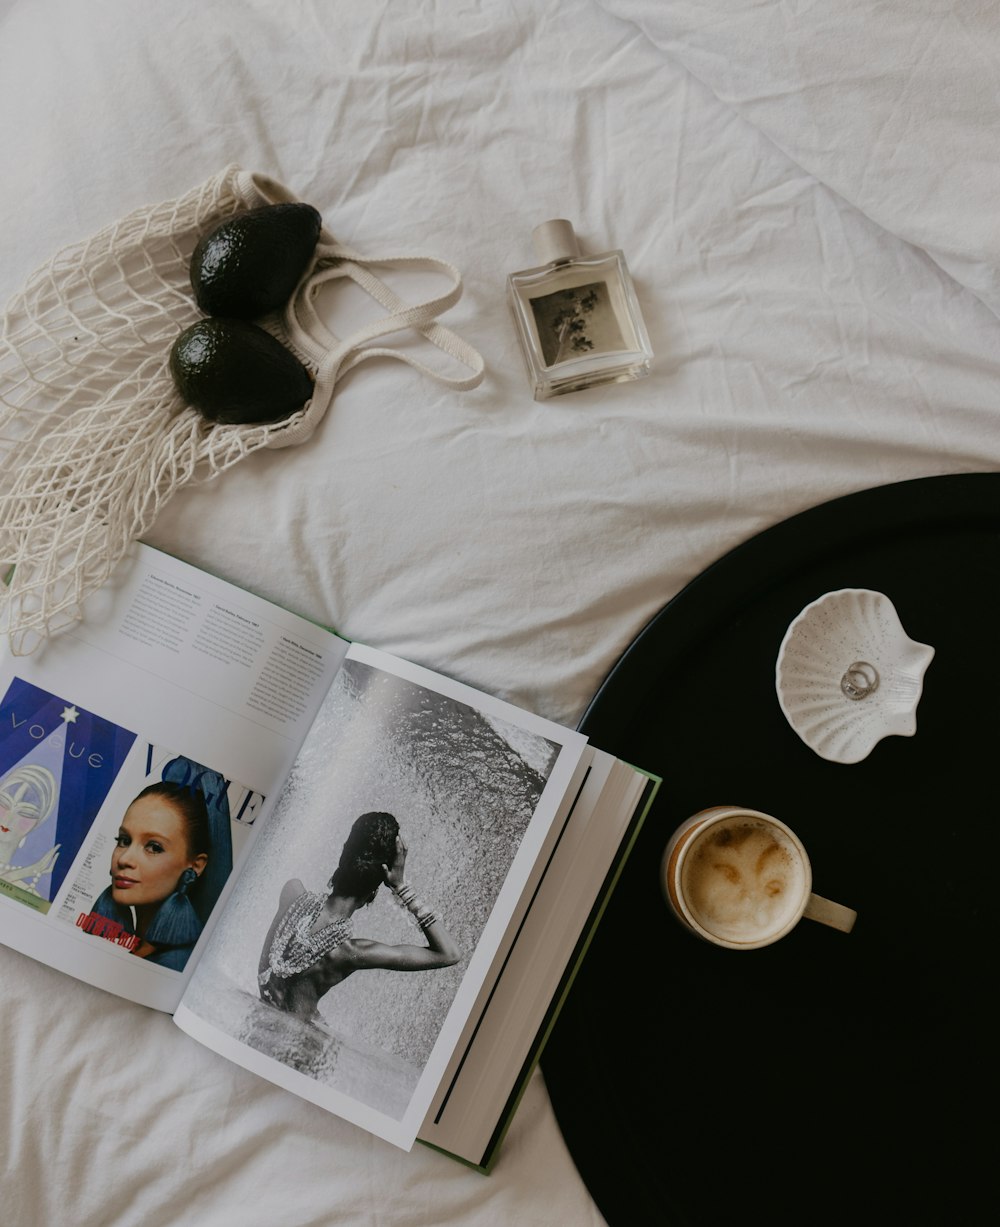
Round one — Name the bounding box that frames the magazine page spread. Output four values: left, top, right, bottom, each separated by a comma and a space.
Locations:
0, 543, 347, 1011
174, 643, 589, 1151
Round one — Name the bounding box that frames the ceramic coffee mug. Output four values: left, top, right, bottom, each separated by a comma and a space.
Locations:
661, 806, 856, 950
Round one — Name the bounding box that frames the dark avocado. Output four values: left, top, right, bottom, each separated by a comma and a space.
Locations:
190, 202, 322, 319
169, 318, 314, 425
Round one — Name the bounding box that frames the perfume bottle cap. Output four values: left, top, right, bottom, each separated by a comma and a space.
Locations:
532, 219, 581, 266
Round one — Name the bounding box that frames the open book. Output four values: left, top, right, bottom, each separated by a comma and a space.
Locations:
0, 543, 658, 1169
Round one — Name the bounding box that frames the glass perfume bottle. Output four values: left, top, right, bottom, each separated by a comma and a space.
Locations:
507, 219, 653, 401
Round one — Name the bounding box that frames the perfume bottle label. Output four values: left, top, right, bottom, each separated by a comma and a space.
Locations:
529, 281, 625, 368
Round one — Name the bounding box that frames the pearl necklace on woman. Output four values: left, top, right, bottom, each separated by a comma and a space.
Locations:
258, 890, 353, 988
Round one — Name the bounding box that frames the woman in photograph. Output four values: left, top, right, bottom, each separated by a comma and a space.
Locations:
0, 763, 60, 895
90, 759, 233, 971
258, 811, 461, 1024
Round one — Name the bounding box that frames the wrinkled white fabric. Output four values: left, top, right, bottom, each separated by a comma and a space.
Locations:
1, 1, 999, 1225
598, 0, 1000, 318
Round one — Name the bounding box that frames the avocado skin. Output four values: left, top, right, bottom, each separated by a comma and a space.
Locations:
191, 203, 322, 319
169, 318, 314, 425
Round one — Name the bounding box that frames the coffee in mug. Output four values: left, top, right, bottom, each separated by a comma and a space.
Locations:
661, 806, 856, 950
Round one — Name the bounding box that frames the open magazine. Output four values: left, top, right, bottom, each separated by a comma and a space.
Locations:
0, 543, 658, 1168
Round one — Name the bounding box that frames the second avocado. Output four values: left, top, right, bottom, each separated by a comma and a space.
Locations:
170, 318, 314, 425
191, 202, 322, 319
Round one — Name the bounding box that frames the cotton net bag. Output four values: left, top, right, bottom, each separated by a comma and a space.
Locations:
0, 164, 484, 655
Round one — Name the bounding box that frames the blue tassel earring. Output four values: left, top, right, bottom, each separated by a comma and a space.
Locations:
144, 866, 203, 947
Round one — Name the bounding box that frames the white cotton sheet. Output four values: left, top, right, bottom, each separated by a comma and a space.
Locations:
598, 0, 1000, 321
2, 1, 999, 1224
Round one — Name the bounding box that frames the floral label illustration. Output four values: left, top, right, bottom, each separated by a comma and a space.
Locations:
529, 280, 625, 366
0, 678, 136, 913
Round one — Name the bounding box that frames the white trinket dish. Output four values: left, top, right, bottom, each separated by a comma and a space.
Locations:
775, 588, 935, 764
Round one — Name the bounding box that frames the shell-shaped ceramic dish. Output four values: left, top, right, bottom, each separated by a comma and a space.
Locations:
775, 589, 935, 764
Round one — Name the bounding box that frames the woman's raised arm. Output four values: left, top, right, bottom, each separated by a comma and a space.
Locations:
352, 833, 462, 970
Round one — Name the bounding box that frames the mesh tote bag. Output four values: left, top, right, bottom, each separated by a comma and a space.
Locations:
0, 164, 484, 654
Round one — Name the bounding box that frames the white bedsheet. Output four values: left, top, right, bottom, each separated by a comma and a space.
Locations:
2, 2, 998, 1224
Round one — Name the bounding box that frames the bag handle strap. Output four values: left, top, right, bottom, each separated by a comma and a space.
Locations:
285, 242, 485, 402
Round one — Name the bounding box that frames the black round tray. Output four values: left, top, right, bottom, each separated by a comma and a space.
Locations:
541, 473, 998, 1227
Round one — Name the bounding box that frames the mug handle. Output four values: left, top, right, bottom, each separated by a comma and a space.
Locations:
803, 893, 857, 933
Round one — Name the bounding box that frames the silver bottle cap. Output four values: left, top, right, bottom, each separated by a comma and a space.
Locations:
532, 219, 581, 266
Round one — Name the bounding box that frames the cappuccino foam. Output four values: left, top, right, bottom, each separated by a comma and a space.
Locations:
680, 817, 806, 943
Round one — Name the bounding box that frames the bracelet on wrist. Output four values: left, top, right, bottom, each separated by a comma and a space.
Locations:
392, 884, 439, 929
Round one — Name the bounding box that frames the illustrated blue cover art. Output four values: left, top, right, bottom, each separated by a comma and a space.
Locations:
0, 678, 137, 913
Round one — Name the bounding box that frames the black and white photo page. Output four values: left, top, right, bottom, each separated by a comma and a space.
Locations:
174, 642, 587, 1149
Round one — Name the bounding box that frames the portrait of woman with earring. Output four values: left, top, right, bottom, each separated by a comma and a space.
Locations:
89, 756, 235, 971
